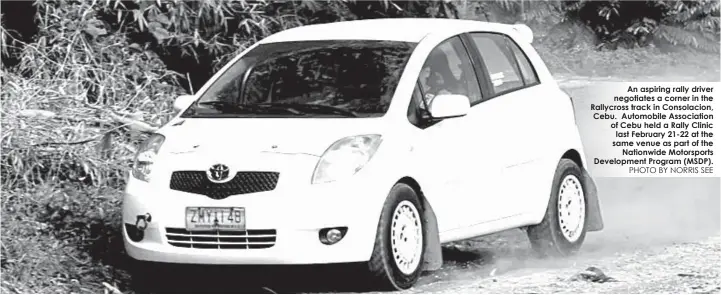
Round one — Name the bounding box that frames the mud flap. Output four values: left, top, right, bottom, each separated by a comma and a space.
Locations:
420, 198, 443, 271
582, 168, 604, 232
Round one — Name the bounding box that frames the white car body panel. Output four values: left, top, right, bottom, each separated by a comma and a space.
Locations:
123, 18, 598, 267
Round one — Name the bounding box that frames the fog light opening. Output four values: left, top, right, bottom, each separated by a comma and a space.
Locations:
125, 223, 145, 242
319, 227, 348, 245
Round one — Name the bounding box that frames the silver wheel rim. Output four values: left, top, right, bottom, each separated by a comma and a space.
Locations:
558, 174, 586, 243
390, 200, 423, 275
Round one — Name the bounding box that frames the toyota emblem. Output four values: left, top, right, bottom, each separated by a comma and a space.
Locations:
207, 164, 231, 183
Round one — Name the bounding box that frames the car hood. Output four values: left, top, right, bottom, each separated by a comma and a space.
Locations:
158, 117, 387, 157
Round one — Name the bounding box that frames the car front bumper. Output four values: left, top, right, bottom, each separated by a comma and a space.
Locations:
122, 172, 388, 265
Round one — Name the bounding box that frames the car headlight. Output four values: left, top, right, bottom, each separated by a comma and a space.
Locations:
131, 134, 165, 182
311, 134, 383, 184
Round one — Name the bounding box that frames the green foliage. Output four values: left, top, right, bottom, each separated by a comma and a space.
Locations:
655, 0, 720, 52
102, 0, 348, 71
1, 1, 182, 190
1, 3, 182, 290
88, 0, 455, 89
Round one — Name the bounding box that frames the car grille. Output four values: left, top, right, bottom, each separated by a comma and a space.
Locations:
169, 171, 279, 200
165, 228, 277, 249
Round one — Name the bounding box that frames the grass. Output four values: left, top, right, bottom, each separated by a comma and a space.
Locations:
1, 13, 720, 294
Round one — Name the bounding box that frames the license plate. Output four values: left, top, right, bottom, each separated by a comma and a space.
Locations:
185, 207, 245, 231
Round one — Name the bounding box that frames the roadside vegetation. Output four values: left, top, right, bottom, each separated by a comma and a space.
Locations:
1, 0, 719, 293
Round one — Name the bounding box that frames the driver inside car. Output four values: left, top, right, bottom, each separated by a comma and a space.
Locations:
419, 50, 465, 110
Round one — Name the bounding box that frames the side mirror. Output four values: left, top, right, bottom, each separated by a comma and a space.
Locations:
428, 94, 470, 119
173, 95, 196, 112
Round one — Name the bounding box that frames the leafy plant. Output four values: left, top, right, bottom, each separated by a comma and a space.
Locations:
89, 0, 455, 92
453, 0, 719, 52
655, 0, 720, 52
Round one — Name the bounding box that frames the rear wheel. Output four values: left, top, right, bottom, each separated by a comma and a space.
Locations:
527, 159, 588, 257
365, 183, 425, 290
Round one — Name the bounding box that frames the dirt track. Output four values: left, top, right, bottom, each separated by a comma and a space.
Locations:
408, 177, 720, 294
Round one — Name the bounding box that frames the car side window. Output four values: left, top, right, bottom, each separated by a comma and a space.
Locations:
418, 36, 483, 106
506, 38, 539, 85
469, 33, 527, 95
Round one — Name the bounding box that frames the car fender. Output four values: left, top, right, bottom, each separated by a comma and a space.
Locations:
358, 135, 443, 271
581, 166, 604, 232
528, 89, 603, 232
531, 145, 604, 233
565, 125, 604, 232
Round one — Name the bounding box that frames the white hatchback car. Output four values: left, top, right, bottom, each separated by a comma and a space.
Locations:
123, 18, 604, 290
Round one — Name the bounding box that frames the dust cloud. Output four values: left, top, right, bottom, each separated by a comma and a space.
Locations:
584, 177, 719, 253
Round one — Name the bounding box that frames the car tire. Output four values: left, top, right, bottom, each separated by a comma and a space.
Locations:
365, 183, 425, 291
527, 158, 588, 257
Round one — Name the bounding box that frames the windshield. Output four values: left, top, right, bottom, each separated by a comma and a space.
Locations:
182, 40, 417, 118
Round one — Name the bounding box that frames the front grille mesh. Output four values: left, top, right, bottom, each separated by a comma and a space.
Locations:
169, 171, 279, 200
165, 228, 277, 249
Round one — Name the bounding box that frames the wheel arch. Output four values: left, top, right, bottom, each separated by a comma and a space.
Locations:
396, 176, 443, 271
560, 149, 604, 232
562, 149, 584, 168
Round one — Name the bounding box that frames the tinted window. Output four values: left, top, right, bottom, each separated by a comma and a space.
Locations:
469, 33, 525, 95
182, 40, 416, 118
418, 37, 482, 105
507, 39, 539, 85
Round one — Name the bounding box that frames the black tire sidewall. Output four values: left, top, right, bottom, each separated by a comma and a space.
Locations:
377, 183, 425, 289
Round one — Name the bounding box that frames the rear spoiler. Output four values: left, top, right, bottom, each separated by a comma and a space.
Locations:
511, 24, 534, 44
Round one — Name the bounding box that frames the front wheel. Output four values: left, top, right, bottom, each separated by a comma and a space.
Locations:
364, 183, 425, 291
527, 159, 588, 257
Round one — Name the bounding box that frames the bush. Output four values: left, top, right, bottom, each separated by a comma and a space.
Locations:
1, 2, 184, 292
453, 0, 720, 52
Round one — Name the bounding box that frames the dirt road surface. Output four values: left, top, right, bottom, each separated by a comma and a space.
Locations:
408, 177, 720, 294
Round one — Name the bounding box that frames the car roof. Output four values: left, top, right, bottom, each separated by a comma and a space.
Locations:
258, 18, 520, 44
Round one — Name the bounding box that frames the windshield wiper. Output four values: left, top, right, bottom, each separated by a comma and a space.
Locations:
197, 101, 247, 112
260, 103, 359, 118
196, 101, 305, 116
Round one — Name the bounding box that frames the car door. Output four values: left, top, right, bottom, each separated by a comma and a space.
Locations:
407, 82, 471, 232
465, 32, 548, 216
407, 36, 507, 231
